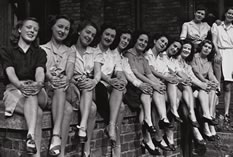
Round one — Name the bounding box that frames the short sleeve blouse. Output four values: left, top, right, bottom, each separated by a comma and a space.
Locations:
0, 45, 47, 85
71, 45, 104, 77
40, 41, 75, 76
125, 49, 151, 76
191, 53, 214, 79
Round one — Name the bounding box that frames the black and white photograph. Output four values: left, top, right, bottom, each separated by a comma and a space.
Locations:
0, 0, 233, 157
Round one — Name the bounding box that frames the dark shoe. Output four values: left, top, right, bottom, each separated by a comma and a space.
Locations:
202, 117, 218, 126
49, 134, 61, 156
203, 134, 215, 141
216, 89, 221, 96
143, 120, 156, 134
141, 140, 161, 155
224, 114, 231, 123
170, 111, 183, 123
191, 120, 200, 128
158, 119, 174, 129
104, 123, 117, 144
77, 126, 88, 143
212, 134, 220, 141
163, 135, 176, 151
152, 138, 170, 151
26, 134, 37, 155
194, 139, 206, 146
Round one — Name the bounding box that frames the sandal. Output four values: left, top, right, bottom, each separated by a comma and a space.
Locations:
49, 134, 61, 156
77, 125, 87, 143
26, 134, 37, 154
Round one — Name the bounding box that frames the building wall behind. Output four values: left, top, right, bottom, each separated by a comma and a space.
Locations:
59, 0, 187, 38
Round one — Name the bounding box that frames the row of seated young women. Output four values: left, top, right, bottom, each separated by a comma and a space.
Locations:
0, 5, 233, 157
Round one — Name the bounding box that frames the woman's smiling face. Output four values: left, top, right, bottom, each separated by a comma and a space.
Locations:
79, 25, 97, 47
52, 18, 70, 42
154, 36, 168, 52
118, 33, 131, 50
167, 41, 181, 57
181, 43, 192, 59
134, 34, 149, 52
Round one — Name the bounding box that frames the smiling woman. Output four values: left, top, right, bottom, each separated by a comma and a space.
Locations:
0, 17, 47, 156
40, 15, 75, 157
180, 5, 210, 51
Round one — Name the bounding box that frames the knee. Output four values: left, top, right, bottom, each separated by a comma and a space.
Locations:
89, 102, 97, 116
223, 83, 231, 92
64, 103, 73, 115
119, 103, 125, 113
37, 107, 43, 122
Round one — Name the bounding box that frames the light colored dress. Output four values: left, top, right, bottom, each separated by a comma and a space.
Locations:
211, 22, 233, 81
40, 41, 75, 79
93, 45, 122, 86
180, 20, 210, 46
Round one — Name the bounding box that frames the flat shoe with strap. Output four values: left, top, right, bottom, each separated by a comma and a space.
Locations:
26, 134, 37, 155
49, 134, 61, 156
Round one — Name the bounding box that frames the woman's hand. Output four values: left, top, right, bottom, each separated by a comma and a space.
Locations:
166, 76, 179, 84
109, 78, 126, 91
182, 77, 192, 86
207, 80, 218, 90
19, 80, 43, 96
49, 75, 69, 89
139, 83, 153, 95
200, 82, 210, 92
152, 81, 166, 94
77, 78, 98, 91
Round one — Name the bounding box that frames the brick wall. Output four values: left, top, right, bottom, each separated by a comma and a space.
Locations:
59, 0, 81, 29
0, 105, 181, 157
140, 0, 184, 38
104, 0, 136, 31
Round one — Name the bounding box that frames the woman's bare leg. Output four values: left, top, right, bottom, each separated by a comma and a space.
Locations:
83, 102, 97, 156
59, 102, 73, 157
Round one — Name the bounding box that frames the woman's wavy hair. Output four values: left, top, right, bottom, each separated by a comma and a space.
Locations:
167, 38, 182, 59
181, 39, 195, 62
47, 15, 73, 45
197, 39, 215, 61
222, 7, 233, 21
67, 20, 99, 47
10, 17, 40, 46
149, 33, 170, 51
128, 30, 150, 53
110, 29, 132, 50
92, 23, 117, 47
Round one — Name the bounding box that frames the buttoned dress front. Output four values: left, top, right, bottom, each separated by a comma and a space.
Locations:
180, 20, 210, 46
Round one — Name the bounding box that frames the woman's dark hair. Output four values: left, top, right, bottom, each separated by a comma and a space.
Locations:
195, 5, 208, 14
128, 30, 150, 53
110, 29, 132, 50
222, 7, 233, 21
92, 23, 117, 47
181, 39, 195, 62
68, 20, 99, 47
197, 39, 215, 61
149, 33, 170, 49
10, 17, 39, 46
47, 15, 73, 45
167, 38, 182, 58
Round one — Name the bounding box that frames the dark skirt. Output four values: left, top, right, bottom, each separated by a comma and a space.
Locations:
95, 82, 111, 124
123, 82, 142, 111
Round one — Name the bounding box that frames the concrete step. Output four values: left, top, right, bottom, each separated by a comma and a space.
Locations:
204, 132, 233, 157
